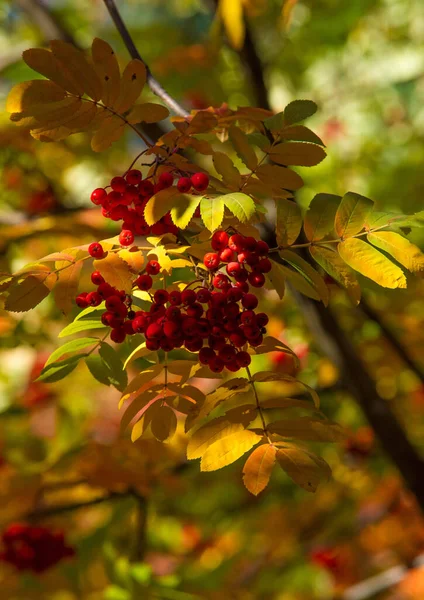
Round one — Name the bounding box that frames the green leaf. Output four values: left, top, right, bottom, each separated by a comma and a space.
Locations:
275, 262, 321, 301
98, 342, 128, 391
37, 354, 82, 383
304, 193, 341, 241
170, 194, 201, 229
338, 238, 407, 289
85, 354, 112, 387
284, 100, 318, 125
220, 192, 256, 222
269, 142, 326, 167
263, 111, 285, 132
276, 199, 302, 246
45, 337, 98, 366
247, 132, 270, 150
228, 125, 258, 170
278, 125, 324, 146
200, 196, 225, 232
279, 250, 329, 305
59, 319, 106, 338
144, 187, 180, 226
367, 231, 424, 274
334, 192, 374, 238
309, 245, 361, 304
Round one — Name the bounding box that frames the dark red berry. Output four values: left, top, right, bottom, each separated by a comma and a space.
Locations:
169, 290, 182, 306
211, 230, 229, 251
125, 169, 142, 185
136, 274, 153, 291
248, 272, 265, 288
177, 177, 192, 193
258, 258, 272, 273
138, 180, 155, 197
132, 315, 147, 333
191, 172, 209, 191
244, 236, 257, 251
256, 240, 269, 255
209, 356, 224, 373
199, 347, 216, 365
181, 289, 197, 305
146, 323, 163, 339
146, 260, 161, 275
146, 339, 160, 351
213, 273, 230, 290
242, 293, 258, 310
154, 289, 169, 305
158, 172, 174, 188
76, 293, 89, 308
256, 313, 269, 327
88, 242, 104, 259
236, 351, 251, 367
110, 176, 127, 193
196, 288, 211, 303
111, 328, 126, 343
86, 291, 102, 307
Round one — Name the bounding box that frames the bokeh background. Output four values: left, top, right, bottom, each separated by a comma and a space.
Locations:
1, 0, 424, 598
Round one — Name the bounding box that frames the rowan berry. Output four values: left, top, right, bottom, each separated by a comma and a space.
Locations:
88, 242, 104, 259
123, 320, 135, 335
235, 281, 249, 293
86, 291, 102, 307
182, 318, 198, 336
236, 351, 251, 367
90, 188, 107, 205
181, 289, 197, 305
138, 180, 155, 197
209, 292, 227, 308
177, 177, 192, 193
105, 295, 123, 311
119, 230, 134, 246
136, 274, 153, 291
185, 337, 203, 352
219, 344, 236, 363
197, 319, 211, 337
244, 236, 258, 251
196, 288, 211, 303
163, 321, 180, 339
241, 310, 256, 325
228, 234, 245, 252
76, 293, 89, 308
146, 260, 161, 275
226, 262, 242, 276
151, 222, 166, 235
125, 169, 142, 185
169, 290, 182, 305
233, 269, 248, 282
248, 272, 265, 288
186, 303, 204, 319
242, 293, 258, 309
97, 282, 115, 298
209, 356, 224, 373
208, 336, 226, 351
132, 315, 147, 333
227, 287, 243, 302
224, 302, 240, 319
146, 339, 160, 351
166, 306, 181, 321
91, 271, 105, 286
203, 252, 220, 270
146, 322, 163, 339
256, 240, 269, 255
160, 338, 175, 352
191, 172, 209, 191
110, 176, 127, 193
199, 347, 216, 365
249, 334, 263, 347
229, 332, 247, 347
108, 191, 123, 207
111, 328, 126, 343
257, 258, 272, 273
154, 289, 169, 305
256, 313, 269, 327
101, 312, 115, 326
213, 273, 230, 289
158, 172, 174, 188
211, 230, 229, 251
219, 247, 235, 263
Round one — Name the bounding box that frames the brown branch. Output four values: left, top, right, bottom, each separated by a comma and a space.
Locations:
132, 493, 148, 561
26, 491, 129, 519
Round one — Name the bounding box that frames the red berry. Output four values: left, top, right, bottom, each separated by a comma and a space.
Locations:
186, 303, 204, 319
158, 172, 174, 188
211, 230, 229, 251
88, 242, 104, 259
125, 169, 142, 185
210, 291, 227, 307
181, 289, 197, 305
76, 293, 88, 308
257, 258, 272, 273
228, 234, 246, 252
256, 313, 269, 327
146, 260, 161, 275
191, 172, 209, 191
177, 177, 192, 193
136, 274, 153, 291
219, 248, 235, 263
229, 332, 247, 347
236, 351, 251, 367
146, 323, 163, 339
244, 236, 258, 251
224, 302, 240, 319
86, 291, 102, 307
119, 229, 134, 247
105, 295, 124, 311
151, 222, 166, 235
154, 289, 169, 305
182, 318, 198, 337
97, 282, 115, 298
110, 176, 127, 193
227, 288, 243, 302
203, 252, 220, 270
241, 310, 256, 325
256, 240, 269, 255
101, 311, 114, 326
169, 290, 182, 306
91, 271, 105, 286
138, 180, 154, 197
146, 339, 160, 351
248, 272, 265, 288
209, 356, 224, 373
242, 293, 258, 310
132, 315, 147, 333
90, 188, 107, 205
235, 281, 249, 293
108, 191, 123, 207
249, 334, 263, 347
199, 347, 216, 365
213, 273, 230, 290
233, 269, 248, 282
160, 338, 175, 352
218, 344, 236, 364
226, 262, 242, 276
226, 360, 241, 372
111, 328, 126, 343
196, 288, 211, 303
197, 319, 211, 337
208, 336, 226, 351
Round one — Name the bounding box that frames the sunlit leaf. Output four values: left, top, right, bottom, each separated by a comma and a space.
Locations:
334, 191, 374, 238
5, 274, 51, 312
279, 250, 329, 305
91, 38, 121, 107
6, 80, 66, 113
309, 245, 361, 304
93, 253, 134, 293
268, 417, 345, 442
144, 187, 181, 226
200, 196, 225, 232
126, 103, 170, 124
266, 261, 286, 299
187, 417, 244, 460
171, 194, 201, 229
200, 430, 262, 472
304, 193, 341, 241
59, 319, 106, 338
45, 337, 98, 367
220, 193, 256, 223
50, 40, 103, 101
91, 115, 125, 152
37, 355, 82, 383
367, 231, 424, 274
22, 47, 83, 96
242, 444, 276, 495
113, 59, 146, 113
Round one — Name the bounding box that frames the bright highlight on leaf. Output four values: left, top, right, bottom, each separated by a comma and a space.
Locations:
242, 444, 277, 496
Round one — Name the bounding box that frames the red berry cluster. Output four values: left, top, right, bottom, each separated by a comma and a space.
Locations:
0, 523, 74, 573
90, 170, 209, 241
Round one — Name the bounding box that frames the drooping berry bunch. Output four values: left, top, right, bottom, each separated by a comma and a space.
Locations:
0, 523, 74, 573
90, 169, 209, 240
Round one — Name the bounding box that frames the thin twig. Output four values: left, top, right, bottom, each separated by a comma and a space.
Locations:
102, 0, 189, 118
27, 491, 129, 519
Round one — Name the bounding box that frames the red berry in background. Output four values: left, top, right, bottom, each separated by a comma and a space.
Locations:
236, 351, 251, 367
256, 313, 269, 327
86, 291, 102, 307
91, 271, 105, 285
169, 290, 182, 306
177, 177, 192, 193
181, 289, 197, 305
196, 288, 211, 303
146, 260, 161, 275
139, 179, 155, 197
228, 234, 245, 252
191, 172, 209, 191
256, 240, 269, 255
154, 289, 169, 305
76, 293, 89, 308
111, 328, 126, 343
158, 171, 174, 188
110, 176, 127, 193
211, 230, 229, 251
119, 229, 134, 246
90, 188, 107, 205
244, 236, 257, 251
242, 293, 258, 310
136, 274, 153, 291
88, 242, 104, 259
204, 252, 220, 270
219, 247, 235, 263
209, 356, 224, 373
125, 169, 142, 185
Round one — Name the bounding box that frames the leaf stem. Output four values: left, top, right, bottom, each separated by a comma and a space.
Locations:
245, 366, 272, 443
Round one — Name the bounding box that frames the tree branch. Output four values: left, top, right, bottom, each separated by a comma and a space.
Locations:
102, 0, 189, 118
26, 490, 129, 519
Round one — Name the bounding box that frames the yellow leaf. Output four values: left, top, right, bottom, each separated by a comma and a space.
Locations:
242, 444, 276, 495
126, 103, 170, 124
6, 80, 65, 113
269, 142, 326, 167
213, 152, 241, 187
167, 360, 198, 383
229, 125, 258, 170
200, 196, 225, 232
266, 261, 286, 299
219, 0, 245, 50
276, 444, 331, 492
120, 386, 163, 432
123, 342, 155, 369
338, 238, 407, 289
91, 38, 121, 107
268, 417, 345, 442
93, 252, 133, 293
22, 48, 83, 95
10, 97, 80, 128
309, 245, 361, 305
91, 115, 126, 152
50, 40, 103, 101
171, 195, 201, 229
113, 59, 146, 113
5, 274, 51, 313
167, 383, 205, 404
334, 192, 374, 238
150, 406, 177, 442
53, 249, 85, 314
252, 371, 320, 408
118, 248, 145, 272
367, 231, 424, 274
200, 430, 261, 472
186, 111, 218, 134
32, 101, 98, 135
304, 193, 341, 241
279, 250, 329, 305
187, 417, 244, 459
121, 364, 164, 400
255, 164, 303, 191
276, 199, 302, 246
144, 187, 180, 226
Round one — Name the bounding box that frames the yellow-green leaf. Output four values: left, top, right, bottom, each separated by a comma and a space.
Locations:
242, 444, 276, 496
200, 430, 261, 472
144, 187, 180, 226
5, 275, 50, 313
22, 47, 83, 96
266, 261, 286, 299
334, 192, 374, 238
229, 125, 258, 170
309, 245, 361, 304
268, 417, 345, 442
120, 386, 163, 432
50, 40, 102, 102
255, 164, 303, 191
187, 417, 244, 460
91, 38, 121, 107
93, 253, 133, 293
276, 199, 302, 246
304, 193, 341, 241
276, 444, 331, 492
279, 250, 329, 305
200, 196, 225, 232
338, 238, 407, 289
274, 261, 321, 301
212, 152, 241, 187
220, 193, 256, 222
367, 231, 424, 275
126, 103, 169, 124
171, 195, 201, 229
269, 142, 326, 167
